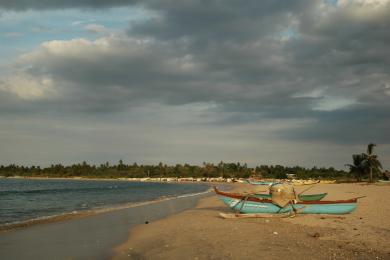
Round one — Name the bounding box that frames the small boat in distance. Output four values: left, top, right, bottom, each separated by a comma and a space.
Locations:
245, 179, 275, 185
291, 179, 321, 186
214, 187, 358, 215
245, 179, 322, 186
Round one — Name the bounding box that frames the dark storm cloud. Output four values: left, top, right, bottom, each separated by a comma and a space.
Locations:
1, 0, 390, 145
276, 103, 390, 144
0, 0, 140, 10
130, 0, 313, 41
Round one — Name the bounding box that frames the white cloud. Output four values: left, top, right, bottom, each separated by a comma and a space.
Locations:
84, 23, 108, 34
336, 0, 390, 21
384, 83, 390, 96
71, 20, 84, 26
313, 96, 357, 111
0, 74, 57, 100
338, 0, 390, 8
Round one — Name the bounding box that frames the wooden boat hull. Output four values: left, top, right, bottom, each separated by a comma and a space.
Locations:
215, 188, 357, 214
254, 193, 327, 201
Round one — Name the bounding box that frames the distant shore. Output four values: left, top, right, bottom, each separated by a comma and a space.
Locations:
2, 175, 344, 184
113, 182, 390, 259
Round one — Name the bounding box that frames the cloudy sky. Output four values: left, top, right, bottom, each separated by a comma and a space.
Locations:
0, 0, 389, 169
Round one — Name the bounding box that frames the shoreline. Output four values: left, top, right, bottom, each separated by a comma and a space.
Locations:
0, 187, 214, 233
113, 183, 390, 259
1, 176, 236, 183
0, 187, 216, 260
2, 175, 352, 184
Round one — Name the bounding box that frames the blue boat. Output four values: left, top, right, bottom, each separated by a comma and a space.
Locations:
245, 179, 275, 185
214, 187, 358, 215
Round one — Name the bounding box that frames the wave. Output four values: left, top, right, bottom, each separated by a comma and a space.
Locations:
0, 188, 212, 232
0, 186, 129, 195
177, 189, 212, 198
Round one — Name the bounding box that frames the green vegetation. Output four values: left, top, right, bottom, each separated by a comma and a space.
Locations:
2, 144, 384, 181
0, 161, 349, 180
346, 143, 383, 182
345, 154, 366, 182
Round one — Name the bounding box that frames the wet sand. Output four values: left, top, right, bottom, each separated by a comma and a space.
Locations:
114, 183, 390, 260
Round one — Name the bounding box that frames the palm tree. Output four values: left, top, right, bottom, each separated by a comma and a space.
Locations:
346, 143, 383, 182
362, 143, 382, 183
345, 154, 365, 182
218, 161, 225, 178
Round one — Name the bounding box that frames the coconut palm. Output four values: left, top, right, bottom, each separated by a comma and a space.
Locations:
345, 154, 365, 182
346, 143, 383, 182
362, 143, 382, 183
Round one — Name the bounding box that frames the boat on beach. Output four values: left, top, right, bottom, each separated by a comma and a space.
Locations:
291, 179, 321, 186
253, 192, 327, 201
246, 179, 322, 186
214, 187, 358, 214
245, 179, 275, 185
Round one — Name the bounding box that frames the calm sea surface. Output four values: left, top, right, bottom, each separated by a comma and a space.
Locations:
0, 178, 209, 226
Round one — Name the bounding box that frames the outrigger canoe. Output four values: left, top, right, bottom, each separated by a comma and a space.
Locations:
245, 179, 275, 185
291, 180, 321, 186
214, 187, 358, 214
254, 192, 327, 201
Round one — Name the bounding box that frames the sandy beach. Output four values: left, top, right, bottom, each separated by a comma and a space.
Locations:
113, 183, 390, 260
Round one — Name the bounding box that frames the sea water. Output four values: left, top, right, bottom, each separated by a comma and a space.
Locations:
0, 178, 209, 226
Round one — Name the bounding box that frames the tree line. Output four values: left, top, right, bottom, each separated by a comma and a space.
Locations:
0, 161, 350, 180
0, 144, 384, 181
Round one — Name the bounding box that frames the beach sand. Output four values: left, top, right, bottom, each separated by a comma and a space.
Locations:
113, 183, 390, 260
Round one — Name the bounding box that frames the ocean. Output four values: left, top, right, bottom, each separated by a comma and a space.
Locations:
0, 178, 210, 227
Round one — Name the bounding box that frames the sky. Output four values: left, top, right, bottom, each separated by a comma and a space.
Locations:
0, 0, 389, 169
